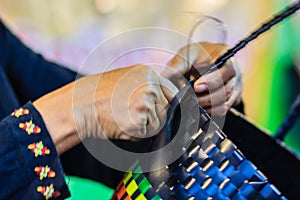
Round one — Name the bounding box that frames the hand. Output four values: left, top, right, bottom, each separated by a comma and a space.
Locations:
34, 65, 177, 154
162, 42, 242, 115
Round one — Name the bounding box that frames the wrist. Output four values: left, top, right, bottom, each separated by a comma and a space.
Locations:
33, 83, 80, 155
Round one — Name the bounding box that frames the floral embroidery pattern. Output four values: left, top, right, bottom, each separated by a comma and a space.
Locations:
37, 184, 60, 200
28, 141, 50, 157
34, 166, 56, 180
14, 106, 61, 198
19, 120, 41, 135
11, 108, 29, 118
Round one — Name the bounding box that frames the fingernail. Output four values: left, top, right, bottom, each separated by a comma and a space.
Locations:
195, 84, 208, 93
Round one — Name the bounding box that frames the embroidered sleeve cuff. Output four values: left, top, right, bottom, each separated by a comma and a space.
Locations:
0, 102, 70, 199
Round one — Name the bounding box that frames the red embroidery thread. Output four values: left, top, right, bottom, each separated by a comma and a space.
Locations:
37, 184, 60, 199
28, 141, 50, 157
11, 108, 29, 118
34, 166, 56, 180
19, 120, 41, 135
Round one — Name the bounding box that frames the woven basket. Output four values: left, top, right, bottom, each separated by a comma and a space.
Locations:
111, 86, 287, 200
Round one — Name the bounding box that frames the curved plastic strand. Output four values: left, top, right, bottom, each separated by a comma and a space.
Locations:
186, 15, 228, 81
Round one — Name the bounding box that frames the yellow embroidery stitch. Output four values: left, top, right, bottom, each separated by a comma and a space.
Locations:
34, 166, 56, 180
11, 108, 29, 118
28, 141, 50, 157
37, 184, 60, 199
19, 120, 41, 135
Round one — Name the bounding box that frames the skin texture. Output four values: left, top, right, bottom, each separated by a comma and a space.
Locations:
33, 42, 242, 155
33, 65, 177, 154
162, 42, 242, 115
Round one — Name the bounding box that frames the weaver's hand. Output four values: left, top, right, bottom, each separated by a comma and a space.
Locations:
162, 42, 242, 115
34, 65, 177, 154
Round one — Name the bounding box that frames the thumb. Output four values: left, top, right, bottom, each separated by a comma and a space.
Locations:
154, 76, 178, 132
159, 75, 179, 103
161, 42, 210, 80
161, 54, 189, 79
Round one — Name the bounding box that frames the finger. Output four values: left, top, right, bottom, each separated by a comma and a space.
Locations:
134, 101, 166, 138
152, 89, 169, 135
162, 54, 188, 79
225, 86, 242, 108
190, 42, 229, 75
197, 84, 233, 107
162, 43, 209, 79
136, 112, 148, 136
204, 79, 241, 116
204, 103, 229, 116
194, 61, 236, 92
198, 42, 229, 62
189, 61, 211, 80
145, 96, 160, 136
119, 133, 140, 142
139, 84, 167, 134
129, 91, 161, 138
224, 63, 243, 108
126, 104, 148, 138
147, 77, 178, 134
159, 76, 179, 103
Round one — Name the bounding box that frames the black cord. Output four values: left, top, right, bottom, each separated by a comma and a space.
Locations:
189, 1, 300, 85
274, 94, 300, 141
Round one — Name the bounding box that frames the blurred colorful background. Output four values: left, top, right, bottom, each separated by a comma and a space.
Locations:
1, 0, 299, 151
0, 0, 299, 197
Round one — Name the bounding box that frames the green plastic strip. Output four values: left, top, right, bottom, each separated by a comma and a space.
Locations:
65, 176, 114, 200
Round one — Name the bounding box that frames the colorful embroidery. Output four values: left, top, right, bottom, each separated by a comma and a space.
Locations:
37, 184, 60, 200
11, 108, 29, 118
35, 166, 56, 180
28, 141, 50, 157
19, 120, 41, 135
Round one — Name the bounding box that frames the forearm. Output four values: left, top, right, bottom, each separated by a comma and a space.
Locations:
33, 82, 81, 155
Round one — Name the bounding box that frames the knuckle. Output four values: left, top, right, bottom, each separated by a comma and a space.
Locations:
228, 64, 236, 77
205, 97, 212, 106
142, 86, 160, 103
136, 101, 150, 113
135, 64, 158, 78
144, 65, 157, 77
199, 96, 211, 107
206, 75, 222, 89
149, 118, 160, 133
137, 115, 147, 126
133, 91, 157, 111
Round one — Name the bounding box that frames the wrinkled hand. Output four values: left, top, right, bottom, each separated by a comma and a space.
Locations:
162, 42, 242, 115
73, 65, 177, 141
34, 65, 177, 154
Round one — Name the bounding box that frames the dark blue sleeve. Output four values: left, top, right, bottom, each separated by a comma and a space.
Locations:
0, 20, 77, 105
0, 102, 70, 199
